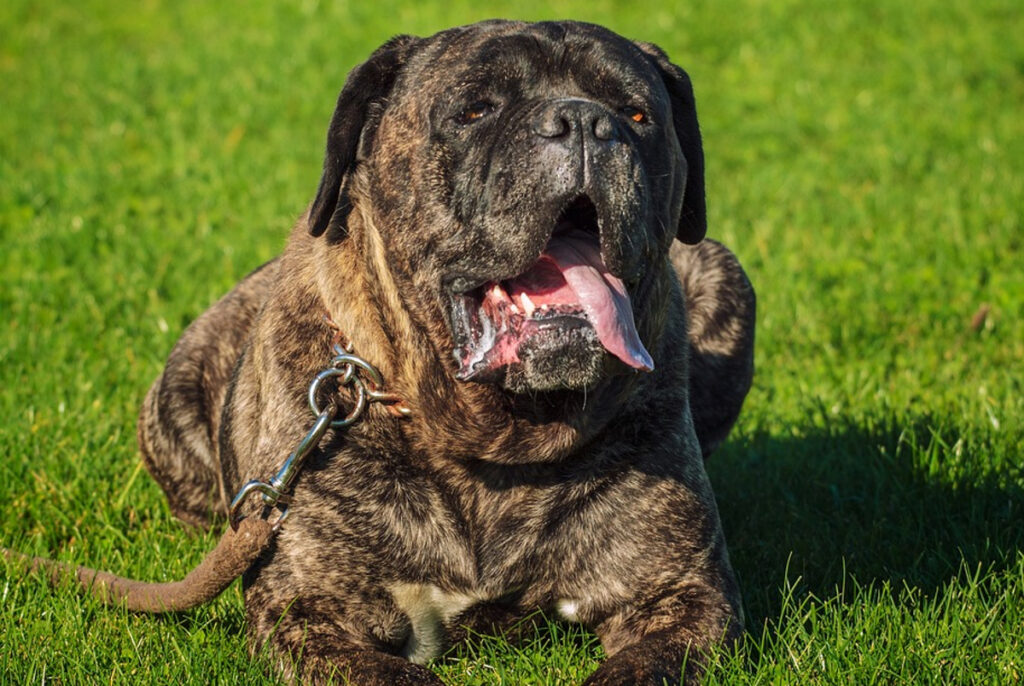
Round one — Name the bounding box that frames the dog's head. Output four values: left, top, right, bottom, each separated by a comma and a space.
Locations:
309, 21, 704, 394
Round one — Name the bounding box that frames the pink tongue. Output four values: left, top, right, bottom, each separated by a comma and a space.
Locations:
533, 232, 654, 371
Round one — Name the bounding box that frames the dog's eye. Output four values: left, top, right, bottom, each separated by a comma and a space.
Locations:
622, 106, 647, 124
457, 101, 495, 125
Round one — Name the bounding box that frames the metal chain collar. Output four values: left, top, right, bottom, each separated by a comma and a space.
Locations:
228, 320, 410, 531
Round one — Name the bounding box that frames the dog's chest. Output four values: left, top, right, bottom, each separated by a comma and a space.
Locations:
384, 483, 639, 662
388, 581, 601, 664
388, 583, 478, 663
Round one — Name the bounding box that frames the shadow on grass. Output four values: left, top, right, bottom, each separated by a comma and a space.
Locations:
708, 413, 1024, 625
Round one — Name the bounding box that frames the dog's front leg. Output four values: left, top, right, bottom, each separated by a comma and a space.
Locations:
288, 644, 444, 686
247, 594, 445, 685
583, 583, 741, 686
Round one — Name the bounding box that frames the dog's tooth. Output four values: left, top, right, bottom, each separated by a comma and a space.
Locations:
520, 293, 536, 316
509, 301, 521, 314
491, 283, 516, 304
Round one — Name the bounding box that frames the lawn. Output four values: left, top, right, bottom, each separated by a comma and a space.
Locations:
2, 0, 1022, 683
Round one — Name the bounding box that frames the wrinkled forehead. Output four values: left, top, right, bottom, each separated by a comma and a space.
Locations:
399, 21, 665, 106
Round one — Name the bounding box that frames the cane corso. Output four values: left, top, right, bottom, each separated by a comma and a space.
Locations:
138, 19, 755, 685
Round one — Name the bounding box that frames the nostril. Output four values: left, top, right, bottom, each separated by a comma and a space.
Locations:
592, 115, 616, 141
535, 113, 571, 139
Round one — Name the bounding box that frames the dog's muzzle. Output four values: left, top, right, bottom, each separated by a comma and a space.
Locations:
449, 196, 654, 383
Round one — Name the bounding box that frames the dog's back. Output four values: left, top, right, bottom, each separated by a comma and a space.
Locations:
138, 259, 279, 527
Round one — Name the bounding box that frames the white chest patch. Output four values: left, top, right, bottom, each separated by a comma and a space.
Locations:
556, 598, 582, 622
389, 584, 481, 664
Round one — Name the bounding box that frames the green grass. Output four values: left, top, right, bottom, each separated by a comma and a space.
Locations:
2, 0, 1022, 683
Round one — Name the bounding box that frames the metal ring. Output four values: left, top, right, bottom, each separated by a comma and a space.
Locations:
308, 368, 348, 415
332, 361, 357, 387
331, 353, 384, 388
330, 379, 368, 428
308, 368, 368, 428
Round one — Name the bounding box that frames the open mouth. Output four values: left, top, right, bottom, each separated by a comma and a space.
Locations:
450, 196, 654, 383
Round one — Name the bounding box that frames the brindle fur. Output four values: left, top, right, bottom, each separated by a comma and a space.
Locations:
139, 20, 755, 685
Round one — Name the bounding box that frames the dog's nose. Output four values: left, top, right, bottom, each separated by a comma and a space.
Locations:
532, 99, 620, 143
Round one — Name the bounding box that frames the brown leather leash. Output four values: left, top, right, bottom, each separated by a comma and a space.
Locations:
1, 317, 408, 613
2, 518, 276, 612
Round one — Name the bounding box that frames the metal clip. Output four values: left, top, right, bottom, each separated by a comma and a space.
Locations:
227, 340, 407, 531
228, 402, 337, 530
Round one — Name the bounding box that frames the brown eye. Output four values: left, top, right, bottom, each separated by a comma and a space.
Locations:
622, 106, 647, 124
457, 101, 494, 124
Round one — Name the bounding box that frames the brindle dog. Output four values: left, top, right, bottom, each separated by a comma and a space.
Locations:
138, 20, 755, 685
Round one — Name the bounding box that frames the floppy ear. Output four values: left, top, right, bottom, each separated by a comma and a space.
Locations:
308, 35, 420, 239
635, 42, 706, 244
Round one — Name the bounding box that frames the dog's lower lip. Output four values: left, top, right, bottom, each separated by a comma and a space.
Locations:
446, 276, 486, 294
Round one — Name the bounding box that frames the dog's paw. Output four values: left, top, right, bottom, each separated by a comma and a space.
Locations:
347, 660, 445, 686
582, 649, 697, 686
301, 650, 445, 686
